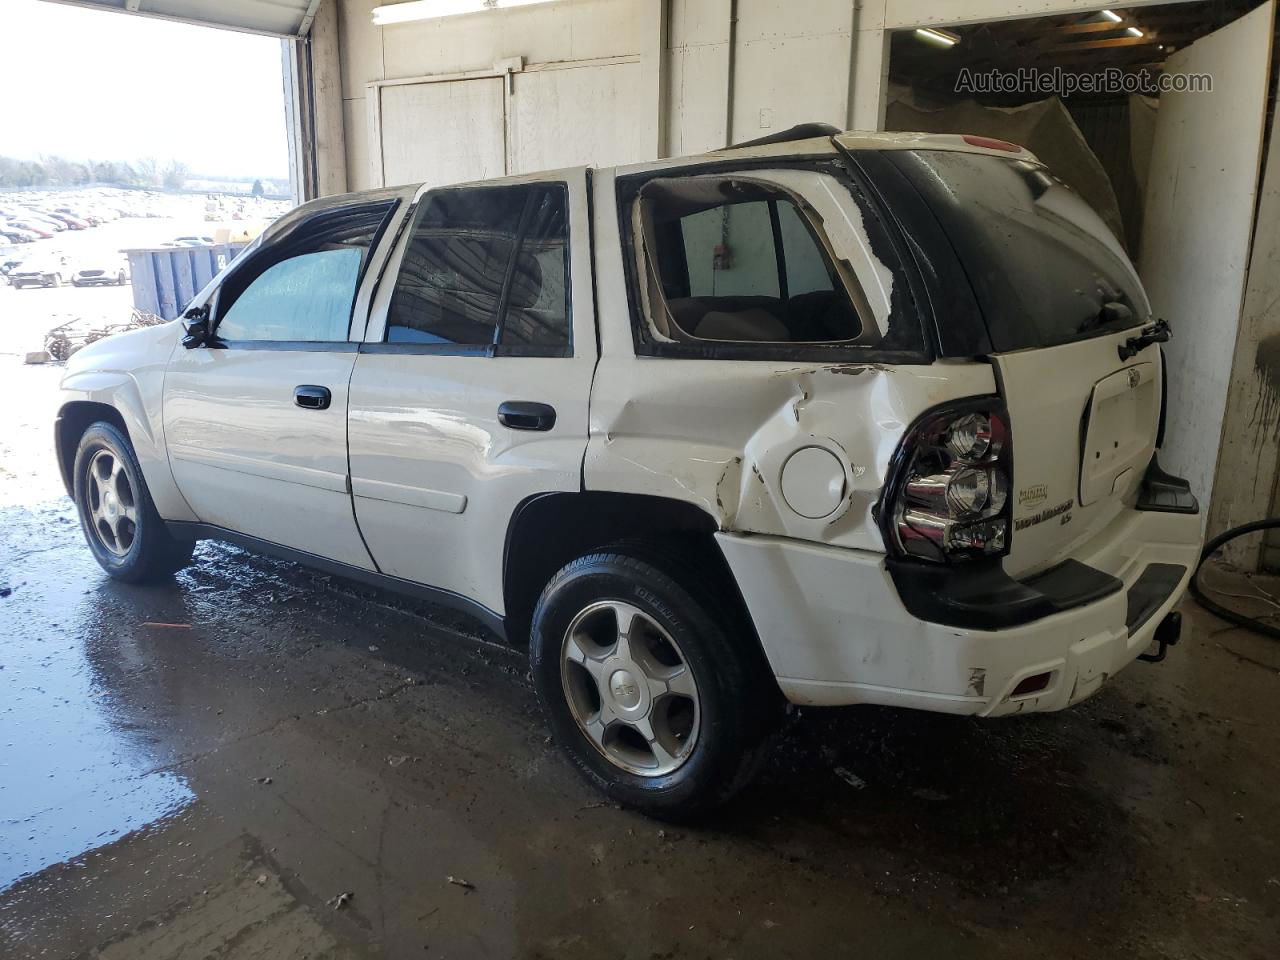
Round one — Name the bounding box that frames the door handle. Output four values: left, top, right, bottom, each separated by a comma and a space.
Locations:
294, 385, 332, 410
498, 400, 556, 431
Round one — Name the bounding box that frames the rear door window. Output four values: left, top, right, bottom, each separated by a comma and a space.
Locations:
888, 150, 1149, 351
385, 184, 570, 354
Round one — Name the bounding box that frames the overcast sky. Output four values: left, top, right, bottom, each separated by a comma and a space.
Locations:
0, 0, 289, 179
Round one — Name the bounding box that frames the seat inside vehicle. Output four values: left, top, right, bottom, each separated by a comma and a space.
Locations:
635, 176, 868, 345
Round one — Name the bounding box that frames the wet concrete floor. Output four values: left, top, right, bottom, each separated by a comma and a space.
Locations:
2, 354, 1279, 959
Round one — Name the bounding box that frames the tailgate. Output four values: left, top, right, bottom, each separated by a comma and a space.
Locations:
996, 331, 1160, 577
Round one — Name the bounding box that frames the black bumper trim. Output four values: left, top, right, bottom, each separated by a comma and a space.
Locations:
1125, 563, 1186, 635
1136, 455, 1199, 514
887, 557, 1123, 630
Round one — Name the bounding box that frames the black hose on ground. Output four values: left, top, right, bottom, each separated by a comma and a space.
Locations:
1189, 518, 1280, 640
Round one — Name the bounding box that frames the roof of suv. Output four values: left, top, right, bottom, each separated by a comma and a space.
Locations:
288, 125, 1039, 220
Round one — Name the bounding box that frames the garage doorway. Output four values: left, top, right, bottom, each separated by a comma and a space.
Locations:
368, 55, 646, 188
885, 1, 1277, 519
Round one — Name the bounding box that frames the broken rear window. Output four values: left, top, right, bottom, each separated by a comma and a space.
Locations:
625, 170, 924, 358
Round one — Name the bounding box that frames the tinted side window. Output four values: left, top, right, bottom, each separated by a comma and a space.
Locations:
219, 249, 361, 341
892, 150, 1148, 351
386, 185, 570, 352
215, 202, 392, 343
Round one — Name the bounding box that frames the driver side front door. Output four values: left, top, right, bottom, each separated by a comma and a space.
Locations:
162, 198, 403, 568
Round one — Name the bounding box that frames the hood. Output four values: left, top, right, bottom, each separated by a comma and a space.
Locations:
63, 320, 182, 378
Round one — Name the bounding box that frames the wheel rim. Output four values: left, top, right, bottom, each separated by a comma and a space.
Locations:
85, 449, 138, 557
560, 600, 701, 777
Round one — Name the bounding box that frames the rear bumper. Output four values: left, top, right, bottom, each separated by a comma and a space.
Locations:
716, 507, 1202, 716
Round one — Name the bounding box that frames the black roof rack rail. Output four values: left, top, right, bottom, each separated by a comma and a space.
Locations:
724, 122, 842, 150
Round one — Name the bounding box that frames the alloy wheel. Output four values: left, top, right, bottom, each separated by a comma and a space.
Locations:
560, 600, 700, 777
86, 449, 138, 557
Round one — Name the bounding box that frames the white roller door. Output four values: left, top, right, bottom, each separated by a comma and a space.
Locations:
507, 60, 646, 174
377, 78, 507, 189
371, 57, 646, 188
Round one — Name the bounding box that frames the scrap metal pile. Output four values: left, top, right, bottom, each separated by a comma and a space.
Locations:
40, 308, 166, 362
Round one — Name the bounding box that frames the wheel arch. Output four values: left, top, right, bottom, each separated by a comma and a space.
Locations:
55, 400, 129, 496
502, 492, 763, 656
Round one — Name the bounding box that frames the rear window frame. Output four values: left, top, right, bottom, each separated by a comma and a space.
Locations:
882, 149, 1150, 354
615, 156, 934, 364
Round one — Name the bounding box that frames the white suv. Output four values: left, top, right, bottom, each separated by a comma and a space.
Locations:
55, 127, 1202, 816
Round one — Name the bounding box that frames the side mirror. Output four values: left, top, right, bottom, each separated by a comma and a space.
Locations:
181, 306, 210, 349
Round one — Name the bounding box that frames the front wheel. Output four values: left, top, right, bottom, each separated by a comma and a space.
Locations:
530, 546, 779, 818
73, 421, 194, 582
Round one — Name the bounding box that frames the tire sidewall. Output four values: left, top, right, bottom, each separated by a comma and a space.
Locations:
531, 556, 759, 815
73, 423, 149, 578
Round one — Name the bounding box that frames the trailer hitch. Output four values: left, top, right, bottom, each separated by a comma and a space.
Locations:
1138, 611, 1182, 663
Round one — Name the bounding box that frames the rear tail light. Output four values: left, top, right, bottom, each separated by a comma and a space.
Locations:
879, 399, 1012, 563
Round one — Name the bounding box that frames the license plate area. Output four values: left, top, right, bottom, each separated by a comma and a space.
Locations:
1079, 362, 1158, 507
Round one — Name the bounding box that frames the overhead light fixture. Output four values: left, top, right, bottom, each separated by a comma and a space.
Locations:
1100, 9, 1123, 23
915, 27, 960, 48
372, 0, 560, 26
1126, 26, 1143, 37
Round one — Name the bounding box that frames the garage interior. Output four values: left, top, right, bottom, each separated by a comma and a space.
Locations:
3, 1, 1280, 959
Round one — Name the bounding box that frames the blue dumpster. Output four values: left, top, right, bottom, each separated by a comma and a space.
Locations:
123, 243, 247, 321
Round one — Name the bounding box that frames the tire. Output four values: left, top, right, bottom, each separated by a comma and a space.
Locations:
72, 421, 194, 583
530, 543, 780, 818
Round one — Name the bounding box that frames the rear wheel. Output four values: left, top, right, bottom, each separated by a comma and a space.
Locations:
73, 421, 194, 582
530, 545, 779, 818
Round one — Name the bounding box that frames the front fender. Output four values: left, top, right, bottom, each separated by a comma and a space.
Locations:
57, 322, 197, 522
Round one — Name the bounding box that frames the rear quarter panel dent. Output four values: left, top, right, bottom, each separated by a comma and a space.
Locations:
586, 359, 998, 550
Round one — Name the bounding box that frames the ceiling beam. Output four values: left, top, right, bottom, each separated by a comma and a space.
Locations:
298, 0, 323, 36
1041, 34, 1160, 53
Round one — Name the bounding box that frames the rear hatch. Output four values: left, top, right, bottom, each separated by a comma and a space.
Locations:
882, 147, 1160, 577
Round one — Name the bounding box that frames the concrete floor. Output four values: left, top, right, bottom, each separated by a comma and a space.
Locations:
2, 320, 1280, 957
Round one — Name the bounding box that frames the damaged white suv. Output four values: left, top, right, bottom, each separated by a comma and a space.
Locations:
56, 126, 1203, 816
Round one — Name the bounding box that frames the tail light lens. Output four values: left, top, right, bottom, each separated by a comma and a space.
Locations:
879, 399, 1012, 563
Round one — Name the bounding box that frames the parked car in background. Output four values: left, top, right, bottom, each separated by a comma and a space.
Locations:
54, 127, 1202, 816
5, 220, 54, 239
21, 213, 66, 232
165, 235, 216, 247
10, 256, 69, 288
47, 212, 91, 230
0, 224, 37, 243
70, 255, 128, 287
